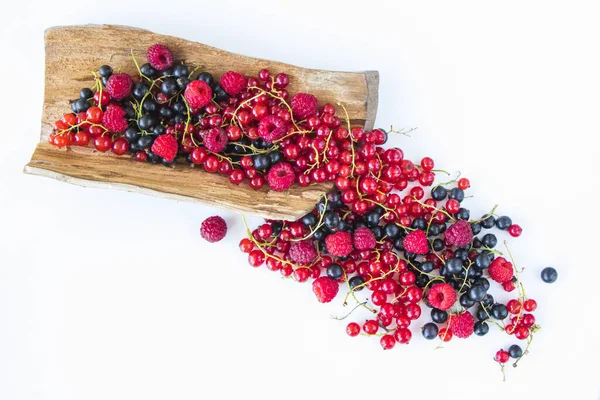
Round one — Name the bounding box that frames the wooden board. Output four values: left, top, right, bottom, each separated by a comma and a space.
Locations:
24, 24, 379, 221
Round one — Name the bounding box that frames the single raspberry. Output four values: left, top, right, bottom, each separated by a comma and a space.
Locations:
105, 73, 133, 100
203, 128, 228, 153
200, 216, 227, 242
184, 80, 212, 108
489, 257, 514, 283
353, 227, 376, 251
267, 162, 295, 191
288, 241, 317, 266
427, 283, 457, 310
258, 115, 286, 142
325, 231, 353, 257
219, 71, 245, 96
403, 229, 429, 254
449, 311, 475, 338
444, 220, 474, 247
151, 134, 178, 162
147, 44, 174, 71
290, 93, 318, 120
312, 276, 339, 303
101, 104, 128, 132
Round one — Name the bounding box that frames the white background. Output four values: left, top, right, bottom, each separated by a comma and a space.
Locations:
1, 1, 598, 399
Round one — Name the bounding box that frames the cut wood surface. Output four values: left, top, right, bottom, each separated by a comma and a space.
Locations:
25, 24, 379, 220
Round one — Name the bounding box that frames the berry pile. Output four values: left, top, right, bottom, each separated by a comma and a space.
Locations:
239, 148, 545, 378
49, 43, 360, 192
48, 42, 554, 377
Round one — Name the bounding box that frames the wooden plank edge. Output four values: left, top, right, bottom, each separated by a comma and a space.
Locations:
23, 163, 329, 221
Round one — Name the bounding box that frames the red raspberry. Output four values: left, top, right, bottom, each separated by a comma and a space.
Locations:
147, 44, 173, 71
219, 71, 245, 96
444, 220, 473, 247
288, 241, 317, 266
151, 134, 178, 162
449, 311, 475, 338
489, 257, 514, 283
312, 276, 339, 303
267, 162, 295, 191
101, 104, 128, 132
403, 229, 429, 254
105, 73, 133, 100
353, 227, 376, 251
203, 128, 228, 153
325, 231, 353, 257
258, 115, 286, 142
290, 93, 318, 120
427, 283, 456, 310
200, 216, 227, 242
184, 80, 212, 108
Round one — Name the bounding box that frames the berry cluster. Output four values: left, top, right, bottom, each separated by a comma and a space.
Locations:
49, 43, 362, 192
239, 143, 542, 376
47, 41, 554, 377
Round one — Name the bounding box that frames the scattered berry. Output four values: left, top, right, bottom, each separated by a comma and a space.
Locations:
353, 227, 376, 251
200, 216, 227, 242
105, 73, 133, 100
184, 80, 212, 108
220, 71, 246, 95
403, 229, 429, 254
312, 276, 339, 303
444, 220, 473, 247
449, 311, 475, 338
290, 93, 318, 120
101, 104, 128, 132
288, 241, 317, 266
489, 257, 514, 283
325, 231, 353, 257
203, 128, 228, 153
151, 134, 178, 163
267, 162, 295, 192
541, 267, 558, 283
147, 44, 174, 71
427, 283, 457, 310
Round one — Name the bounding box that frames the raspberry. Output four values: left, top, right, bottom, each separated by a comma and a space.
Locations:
219, 71, 245, 96
403, 229, 429, 254
353, 227, 376, 251
449, 311, 475, 338
147, 44, 173, 71
288, 241, 317, 266
427, 283, 457, 310
290, 93, 318, 120
200, 216, 227, 242
489, 257, 514, 283
267, 162, 295, 191
151, 134, 178, 162
184, 80, 212, 108
325, 231, 353, 257
444, 220, 473, 247
105, 73, 133, 100
203, 128, 228, 153
101, 104, 128, 133
258, 115, 286, 142
312, 276, 339, 303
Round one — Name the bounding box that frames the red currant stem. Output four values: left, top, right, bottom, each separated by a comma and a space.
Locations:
388, 125, 416, 137
500, 364, 506, 382
408, 259, 440, 279
241, 215, 315, 270
290, 196, 328, 242
55, 121, 109, 136
503, 240, 526, 296
342, 262, 400, 306
360, 332, 386, 337
186, 63, 203, 80
337, 102, 356, 178
422, 275, 446, 291
469, 204, 499, 224
432, 171, 462, 190
247, 86, 308, 134
341, 275, 376, 313
130, 49, 151, 83
458, 262, 473, 294
480, 303, 506, 331
412, 196, 456, 223
227, 142, 278, 155
430, 168, 450, 175
483, 246, 503, 256
330, 301, 369, 320
363, 198, 404, 222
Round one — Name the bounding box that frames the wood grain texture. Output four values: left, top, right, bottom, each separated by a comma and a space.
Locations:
25, 24, 379, 220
